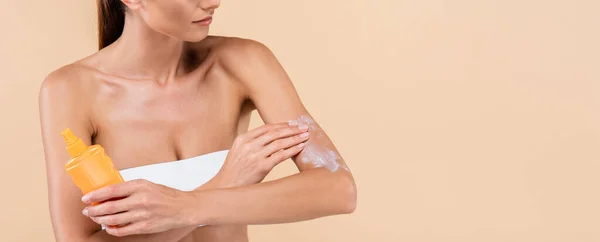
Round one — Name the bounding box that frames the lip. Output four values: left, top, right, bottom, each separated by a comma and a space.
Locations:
193, 16, 213, 26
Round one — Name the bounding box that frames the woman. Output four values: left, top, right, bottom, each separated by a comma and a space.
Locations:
39, 0, 357, 241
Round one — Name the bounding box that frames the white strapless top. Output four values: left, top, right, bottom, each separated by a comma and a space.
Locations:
119, 150, 229, 191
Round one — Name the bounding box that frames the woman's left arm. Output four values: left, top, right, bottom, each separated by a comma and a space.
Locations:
193, 38, 357, 225
82, 39, 357, 235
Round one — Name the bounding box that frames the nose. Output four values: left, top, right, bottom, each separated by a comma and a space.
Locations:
199, 0, 220, 11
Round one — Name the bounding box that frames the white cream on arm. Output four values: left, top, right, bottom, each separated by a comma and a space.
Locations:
291, 115, 349, 172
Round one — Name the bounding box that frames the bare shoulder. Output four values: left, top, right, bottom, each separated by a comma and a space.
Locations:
201, 36, 286, 89
39, 47, 113, 97
207, 36, 272, 56
40, 63, 89, 97
38, 62, 98, 126
203, 36, 277, 69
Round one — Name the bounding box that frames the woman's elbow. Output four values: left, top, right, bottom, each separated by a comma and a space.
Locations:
342, 177, 358, 214
331, 172, 357, 214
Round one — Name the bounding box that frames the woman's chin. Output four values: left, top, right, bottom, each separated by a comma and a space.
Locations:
184, 32, 210, 43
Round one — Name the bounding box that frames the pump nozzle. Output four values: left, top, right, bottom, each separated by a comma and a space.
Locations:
62, 128, 88, 158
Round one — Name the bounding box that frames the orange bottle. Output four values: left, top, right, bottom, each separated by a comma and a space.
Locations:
62, 128, 124, 197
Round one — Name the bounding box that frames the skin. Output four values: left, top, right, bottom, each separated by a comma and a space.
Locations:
38, 0, 357, 242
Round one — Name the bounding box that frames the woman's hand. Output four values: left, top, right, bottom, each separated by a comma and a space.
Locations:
212, 120, 310, 187
81, 179, 198, 237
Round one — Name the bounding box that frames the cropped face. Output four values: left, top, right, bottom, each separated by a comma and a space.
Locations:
123, 0, 220, 42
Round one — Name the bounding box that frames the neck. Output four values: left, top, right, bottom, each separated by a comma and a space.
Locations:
106, 14, 185, 84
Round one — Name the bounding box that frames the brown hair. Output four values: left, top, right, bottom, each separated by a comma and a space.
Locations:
97, 0, 125, 49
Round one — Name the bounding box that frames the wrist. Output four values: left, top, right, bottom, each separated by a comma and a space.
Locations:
194, 175, 228, 191
208, 174, 239, 189
189, 190, 218, 226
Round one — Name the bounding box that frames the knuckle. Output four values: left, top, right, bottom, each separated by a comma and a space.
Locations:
140, 221, 152, 233
139, 194, 151, 207
278, 150, 295, 160
287, 136, 299, 144
274, 140, 289, 149
270, 124, 283, 131
105, 203, 116, 214
134, 179, 148, 187
268, 123, 283, 132
263, 133, 275, 142
276, 148, 288, 155
141, 210, 152, 220
268, 140, 282, 149
106, 186, 118, 195
295, 133, 305, 140
106, 216, 118, 225
136, 195, 147, 206
273, 152, 285, 161
241, 143, 253, 153
273, 126, 287, 134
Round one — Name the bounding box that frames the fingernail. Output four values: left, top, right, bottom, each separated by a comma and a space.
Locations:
298, 124, 308, 131
300, 132, 310, 138
288, 120, 298, 126
297, 142, 306, 148
82, 208, 89, 216
82, 195, 90, 203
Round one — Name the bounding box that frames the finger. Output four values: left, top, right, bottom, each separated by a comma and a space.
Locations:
105, 220, 153, 237
84, 198, 134, 217
266, 142, 307, 167
253, 123, 309, 147
82, 179, 147, 204
91, 211, 143, 226
260, 131, 310, 157
241, 122, 295, 140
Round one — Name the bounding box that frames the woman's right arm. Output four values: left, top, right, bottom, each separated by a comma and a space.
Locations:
40, 67, 103, 242
39, 68, 204, 242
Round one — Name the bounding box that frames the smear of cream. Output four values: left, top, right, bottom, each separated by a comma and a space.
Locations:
295, 115, 348, 172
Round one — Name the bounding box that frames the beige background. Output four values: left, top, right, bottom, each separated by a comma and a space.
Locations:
1, 0, 599, 241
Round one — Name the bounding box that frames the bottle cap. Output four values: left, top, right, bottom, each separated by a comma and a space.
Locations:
61, 128, 88, 158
